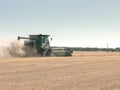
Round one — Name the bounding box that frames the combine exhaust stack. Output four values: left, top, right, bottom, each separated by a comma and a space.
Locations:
17, 34, 72, 57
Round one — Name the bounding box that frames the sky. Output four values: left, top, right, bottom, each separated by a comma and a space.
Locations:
0, 0, 120, 48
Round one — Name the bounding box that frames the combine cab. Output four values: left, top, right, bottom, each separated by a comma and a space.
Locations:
18, 34, 72, 57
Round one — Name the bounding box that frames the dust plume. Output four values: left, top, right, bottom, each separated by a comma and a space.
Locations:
0, 41, 37, 58
0, 41, 24, 58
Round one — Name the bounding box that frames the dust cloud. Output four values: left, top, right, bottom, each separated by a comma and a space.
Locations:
0, 41, 25, 58
0, 41, 37, 58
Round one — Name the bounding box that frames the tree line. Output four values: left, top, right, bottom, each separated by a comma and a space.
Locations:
70, 47, 120, 52
52, 47, 120, 52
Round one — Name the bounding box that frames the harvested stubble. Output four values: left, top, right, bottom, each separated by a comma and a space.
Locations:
0, 51, 120, 90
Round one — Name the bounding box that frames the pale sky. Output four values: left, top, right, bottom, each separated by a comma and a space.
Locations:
0, 0, 120, 48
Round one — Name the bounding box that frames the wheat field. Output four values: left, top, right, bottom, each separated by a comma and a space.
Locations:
0, 51, 120, 90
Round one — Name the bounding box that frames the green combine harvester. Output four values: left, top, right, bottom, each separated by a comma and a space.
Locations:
18, 34, 73, 57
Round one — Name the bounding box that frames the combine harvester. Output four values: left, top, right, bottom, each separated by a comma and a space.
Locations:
18, 34, 73, 57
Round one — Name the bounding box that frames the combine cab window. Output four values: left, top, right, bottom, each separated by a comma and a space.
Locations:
42, 36, 45, 43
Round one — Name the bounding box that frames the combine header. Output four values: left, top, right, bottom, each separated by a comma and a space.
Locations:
18, 34, 72, 57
